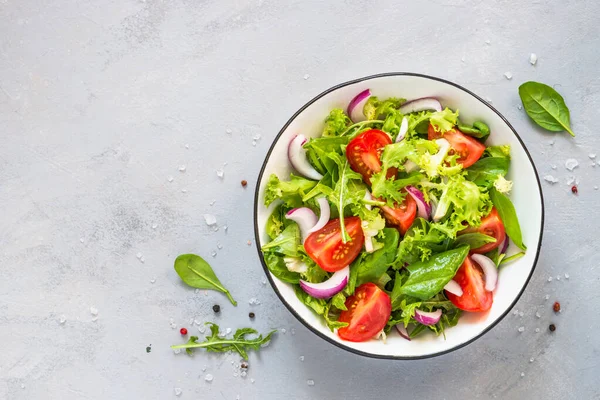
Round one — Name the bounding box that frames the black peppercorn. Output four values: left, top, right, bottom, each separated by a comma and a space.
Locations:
549, 324, 556, 332
249, 312, 255, 319
213, 304, 221, 313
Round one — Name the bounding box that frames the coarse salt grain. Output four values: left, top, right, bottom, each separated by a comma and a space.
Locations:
226, 129, 232, 134
544, 175, 558, 184
59, 315, 66, 324
565, 159, 579, 171
556, 275, 561, 280
299, 355, 305, 361
150, 278, 156, 283
518, 326, 525, 332
565, 273, 570, 279
136, 252, 142, 259
205, 374, 213, 382
529, 53, 537, 65
504, 72, 513, 80
303, 74, 310, 80
535, 328, 540, 333
216, 169, 224, 178
590, 153, 596, 159
167, 176, 174, 182
307, 379, 315, 386
519, 311, 524, 317
204, 214, 217, 226
535, 312, 541, 318
548, 276, 553, 282
90, 306, 98, 316
530, 357, 535, 363
179, 165, 186, 172
521, 372, 525, 377
174, 388, 182, 396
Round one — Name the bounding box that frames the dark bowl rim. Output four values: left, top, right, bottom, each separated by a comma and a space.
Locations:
253, 72, 545, 360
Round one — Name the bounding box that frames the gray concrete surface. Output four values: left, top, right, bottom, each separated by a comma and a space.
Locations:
1, 0, 599, 399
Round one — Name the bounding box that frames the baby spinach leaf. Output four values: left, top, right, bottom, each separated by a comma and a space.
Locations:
490, 188, 526, 250
518, 81, 575, 137
171, 322, 276, 360
174, 254, 237, 305
356, 228, 400, 286
394, 246, 469, 302
457, 120, 490, 139
453, 233, 497, 249
500, 252, 525, 265
466, 157, 510, 188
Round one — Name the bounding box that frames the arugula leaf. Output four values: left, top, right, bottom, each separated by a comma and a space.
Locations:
261, 223, 300, 257
466, 157, 510, 188
393, 246, 469, 305
174, 254, 237, 305
490, 187, 526, 250
171, 322, 275, 360
264, 173, 317, 207
454, 233, 496, 249
500, 252, 525, 265
326, 153, 363, 242
518, 81, 575, 137
323, 108, 352, 137
263, 253, 300, 284
356, 228, 399, 286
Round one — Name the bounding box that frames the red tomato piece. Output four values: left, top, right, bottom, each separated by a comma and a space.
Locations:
338, 283, 392, 342
379, 193, 417, 235
446, 256, 493, 312
459, 208, 506, 254
428, 125, 485, 168
346, 129, 396, 184
304, 217, 364, 272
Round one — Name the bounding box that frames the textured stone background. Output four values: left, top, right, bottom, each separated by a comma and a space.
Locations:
1, 1, 598, 399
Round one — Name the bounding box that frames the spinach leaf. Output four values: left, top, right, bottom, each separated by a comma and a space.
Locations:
466, 157, 510, 188
490, 188, 526, 250
171, 322, 275, 360
174, 254, 237, 305
457, 120, 490, 139
356, 228, 400, 286
263, 254, 300, 284
261, 223, 300, 257
518, 81, 575, 137
394, 246, 469, 303
453, 233, 496, 249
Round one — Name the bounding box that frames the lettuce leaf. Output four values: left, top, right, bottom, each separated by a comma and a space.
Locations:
322, 108, 352, 137
264, 173, 317, 207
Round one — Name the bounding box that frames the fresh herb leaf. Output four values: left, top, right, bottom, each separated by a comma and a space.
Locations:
326, 153, 363, 242
356, 228, 399, 286
453, 233, 497, 249
518, 81, 575, 137
392, 246, 469, 306
490, 188, 526, 250
396, 218, 453, 265
466, 157, 510, 188
174, 254, 237, 305
171, 322, 275, 360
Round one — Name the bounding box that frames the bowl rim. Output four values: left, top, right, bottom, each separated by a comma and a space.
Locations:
253, 72, 545, 360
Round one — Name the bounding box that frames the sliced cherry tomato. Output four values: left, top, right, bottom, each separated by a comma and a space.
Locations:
379, 193, 417, 234
346, 129, 396, 184
428, 125, 485, 168
446, 256, 493, 312
459, 208, 506, 254
304, 217, 364, 272
338, 282, 392, 342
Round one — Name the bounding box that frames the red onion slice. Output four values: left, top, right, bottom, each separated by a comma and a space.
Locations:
288, 134, 323, 181
299, 266, 349, 299
395, 116, 409, 142
472, 254, 498, 291
286, 207, 318, 242
500, 234, 509, 254
399, 97, 443, 114
347, 89, 371, 122
405, 186, 431, 220
414, 308, 442, 326
307, 197, 331, 234
444, 279, 463, 297
395, 324, 411, 341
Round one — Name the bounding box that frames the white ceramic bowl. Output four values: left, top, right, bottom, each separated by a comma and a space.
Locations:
253, 73, 544, 359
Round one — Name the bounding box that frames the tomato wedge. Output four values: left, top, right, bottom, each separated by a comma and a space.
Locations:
346, 129, 396, 184
338, 283, 392, 342
379, 193, 417, 234
459, 208, 506, 254
446, 256, 493, 312
428, 125, 485, 168
304, 217, 364, 272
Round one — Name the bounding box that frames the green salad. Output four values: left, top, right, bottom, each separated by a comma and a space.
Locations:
261, 90, 525, 343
